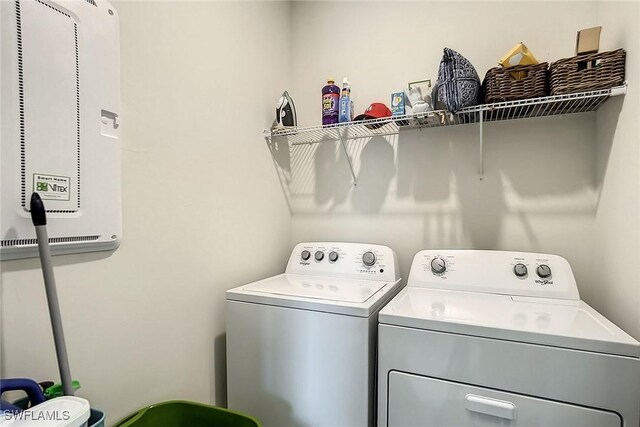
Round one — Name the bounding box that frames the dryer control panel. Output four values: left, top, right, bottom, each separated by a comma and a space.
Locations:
286, 242, 400, 282
407, 250, 579, 300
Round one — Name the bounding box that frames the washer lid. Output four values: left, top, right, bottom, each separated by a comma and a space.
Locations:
379, 287, 640, 358
227, 273, 397, 317
244, 273, 386, 302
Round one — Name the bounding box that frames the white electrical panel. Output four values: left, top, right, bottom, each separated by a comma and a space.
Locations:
1, 0, 121, 260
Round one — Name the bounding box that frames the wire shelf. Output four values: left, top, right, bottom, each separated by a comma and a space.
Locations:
264, 84, 626, 186
264, 85, 626, 144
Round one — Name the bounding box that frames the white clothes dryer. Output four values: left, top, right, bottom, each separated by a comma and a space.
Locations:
227, 242, 402, 427
378, 250, 640, 427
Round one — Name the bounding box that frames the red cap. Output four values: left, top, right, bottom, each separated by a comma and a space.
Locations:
354, 102, 392, 121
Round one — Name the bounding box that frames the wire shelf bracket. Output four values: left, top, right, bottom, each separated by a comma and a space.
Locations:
479, 109, 484, 181
338, 128, 358, 186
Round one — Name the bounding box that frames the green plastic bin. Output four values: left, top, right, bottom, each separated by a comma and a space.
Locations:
114, 401, 261, 427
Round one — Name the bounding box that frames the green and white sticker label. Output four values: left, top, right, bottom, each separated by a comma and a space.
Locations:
33, 173, 71, 201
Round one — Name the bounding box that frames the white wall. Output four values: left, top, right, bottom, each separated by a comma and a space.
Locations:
288, 1, 602, 297
592, 1, 640, 339
1, 1, 291, 425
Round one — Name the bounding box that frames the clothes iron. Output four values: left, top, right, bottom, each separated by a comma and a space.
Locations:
273, 91, 297, 129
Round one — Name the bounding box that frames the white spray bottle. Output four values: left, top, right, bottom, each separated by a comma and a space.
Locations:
338, 77, 353, 123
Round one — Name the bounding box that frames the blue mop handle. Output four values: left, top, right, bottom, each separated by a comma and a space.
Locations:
30, 193, 74, 397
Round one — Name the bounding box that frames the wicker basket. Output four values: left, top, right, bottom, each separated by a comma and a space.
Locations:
549, 49, 625, 95
482, 62, 548, 104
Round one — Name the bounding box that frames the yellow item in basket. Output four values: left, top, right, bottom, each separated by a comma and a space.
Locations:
499, 42, 539, 80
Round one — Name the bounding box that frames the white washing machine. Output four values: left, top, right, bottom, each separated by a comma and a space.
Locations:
378, 250, 640, 427
227, 242, 402, 427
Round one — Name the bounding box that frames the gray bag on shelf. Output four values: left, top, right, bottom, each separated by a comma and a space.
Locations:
432, 48, 481, 112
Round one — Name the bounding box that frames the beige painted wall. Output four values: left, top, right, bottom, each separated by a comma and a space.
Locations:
288, 1, 603, 304
1, 2, 291, 425
592, 1, 640, 339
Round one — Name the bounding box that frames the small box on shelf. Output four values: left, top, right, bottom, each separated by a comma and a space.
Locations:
576, 26, 601, 55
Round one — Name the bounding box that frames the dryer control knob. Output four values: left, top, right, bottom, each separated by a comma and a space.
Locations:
430, 257, 447, 274
362, 251, 376, 266
329, 251, 339, 262
315, 251, 324, 261
514, 263, 528, 278
301, 250, 311, 261
537, 264, 552, 278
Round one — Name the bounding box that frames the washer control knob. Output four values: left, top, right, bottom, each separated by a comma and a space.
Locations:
430, 257, 447, 274
537, 264, 552, 278
301, 250, 311, 261
513, 263, 528, 278
314, 251, 324, 261
362, 251, 376, 266
329, 251, 339, 262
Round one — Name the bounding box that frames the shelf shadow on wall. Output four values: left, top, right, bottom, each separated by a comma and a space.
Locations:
310, 136, 397, 214
314, 139, 352, 209
486, 115, 598, 198
267, 136, 293, 210
593, 96, 624, 204
269, 112, 607, 250
393, 114, 603, 250
396, 126, 454, 202
351, 136, 395, 214
267, 137, 291, 177
453, 159, 507, 250
396, 124, 507, 249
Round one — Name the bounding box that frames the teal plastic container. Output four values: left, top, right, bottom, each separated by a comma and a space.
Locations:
114, 401, 261, 427
88, 408, 105, 427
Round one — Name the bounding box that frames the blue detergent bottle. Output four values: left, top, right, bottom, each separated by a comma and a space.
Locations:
338, 77, 352, 123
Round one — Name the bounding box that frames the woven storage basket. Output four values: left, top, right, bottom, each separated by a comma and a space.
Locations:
483, 62, 548, 104
549, 49, 625, 95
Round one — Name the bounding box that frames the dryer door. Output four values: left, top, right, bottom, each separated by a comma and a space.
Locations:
387, 372, 621, 427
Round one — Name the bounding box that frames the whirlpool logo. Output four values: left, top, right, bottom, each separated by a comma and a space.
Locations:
535, 279, 553, 285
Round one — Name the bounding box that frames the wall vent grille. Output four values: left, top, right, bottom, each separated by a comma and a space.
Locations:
1, 235, 100, 247
74, 23, 81, 208
15, 0, 26, 208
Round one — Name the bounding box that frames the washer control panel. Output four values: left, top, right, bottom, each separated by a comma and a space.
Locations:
286, 242, 399, 282
408, 250, 579, 300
